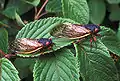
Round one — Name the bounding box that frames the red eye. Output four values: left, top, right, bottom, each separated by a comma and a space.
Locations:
49, 38, 52, 40
94, 28, 99, 33
46, 42, 50, 46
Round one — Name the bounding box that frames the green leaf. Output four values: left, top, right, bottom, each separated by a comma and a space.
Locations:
74, 39, 119, 81
33, 48, 79, 81
0, 21, 9, 28
23, 0, 40, 6
14, 58, 35, 79
88, 0, 106, 24
15, 12, 25, 27
14, 58, 35, 69
109, 4, 120, 21
1, 58, 20, 81
0, 0, 5, 10
115, 60, 120, 80
107, 0, 120, 4
2, 0, 34, 19
117, 22, 120, 40
61, 0, 89, 24
100, 26, 120, 56
0, 28, 8, 53
2, 7, 16, 19
16, 17, 77, 57
46, 0, 62, 12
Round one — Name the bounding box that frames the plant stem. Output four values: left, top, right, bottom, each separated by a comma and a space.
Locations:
35, 0, 48, 20
38, 11, 48, 18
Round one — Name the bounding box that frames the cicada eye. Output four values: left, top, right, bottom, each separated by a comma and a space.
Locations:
46, 41, 50, 46
94, 28, 99, 33
49, 38, 52, 40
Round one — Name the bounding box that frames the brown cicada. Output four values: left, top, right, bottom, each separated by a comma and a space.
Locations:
0, 38, 53, 58
50, 23, 100, 39
50, 23, 100, 46
10, 38, 53, 54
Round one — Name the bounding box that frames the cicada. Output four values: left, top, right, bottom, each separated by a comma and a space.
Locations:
50, 23, 100, 39
50, 23, 100, 47
10, 38, 53, 54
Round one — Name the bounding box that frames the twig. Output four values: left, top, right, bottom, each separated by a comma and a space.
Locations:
34, 0, 48, 20
0, 23, 9, 28
0, 49, 16, 58
34, 7, 38, 19
38, 11, 48, 18
0, 49, 6, 56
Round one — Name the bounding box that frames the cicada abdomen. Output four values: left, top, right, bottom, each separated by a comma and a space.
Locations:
10, 38, 53, 54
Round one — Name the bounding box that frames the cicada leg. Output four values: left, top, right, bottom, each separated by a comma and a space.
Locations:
4, 54, 16, 58
96, 33, 101, 36
48, 42, 55, 51
47, 45, 52, 50
89, 35, 98, 51
0, 49, 6, 57
73, 38, 85, 44
0, 49, 16, 58
90, 38, 93, 47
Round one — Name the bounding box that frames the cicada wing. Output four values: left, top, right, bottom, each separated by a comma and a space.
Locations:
16, 47, 43, 54
50, 24, 66, 38
11, 38, 43, 54
50, 23, 91, 39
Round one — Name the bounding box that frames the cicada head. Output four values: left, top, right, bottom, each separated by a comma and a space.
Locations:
37, 38, 53, 47
83, 24, 100, 34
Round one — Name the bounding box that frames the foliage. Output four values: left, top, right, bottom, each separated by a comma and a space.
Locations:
0, 0, 120, 81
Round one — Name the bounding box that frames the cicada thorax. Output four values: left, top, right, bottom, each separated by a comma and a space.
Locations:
10, 38, 53, 54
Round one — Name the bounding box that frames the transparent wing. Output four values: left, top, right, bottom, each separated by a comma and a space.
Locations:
50, 23, 91, 39
11, 38, 43, 54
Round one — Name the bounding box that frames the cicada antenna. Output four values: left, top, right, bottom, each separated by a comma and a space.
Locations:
89, 34, 99, 51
